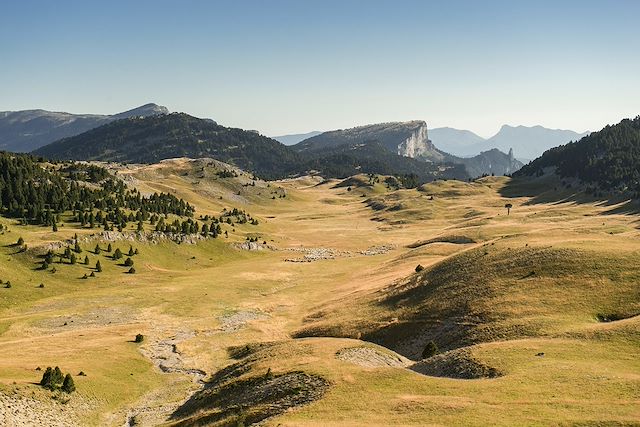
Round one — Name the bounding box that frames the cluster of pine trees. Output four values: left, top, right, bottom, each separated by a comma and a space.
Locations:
0, 152, 194, 227
40, 366, 75, 393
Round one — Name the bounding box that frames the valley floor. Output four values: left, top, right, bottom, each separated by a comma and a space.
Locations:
0, 160, 638, 426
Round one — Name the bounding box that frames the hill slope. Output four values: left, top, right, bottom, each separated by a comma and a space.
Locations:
516, 116, 640, 195
33, 113, 301, 180
0, 103, 168, 152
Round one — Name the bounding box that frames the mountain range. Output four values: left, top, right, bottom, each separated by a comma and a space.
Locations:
429, 125, 589, 160
0, 103, 168, 152
293, 121, 523, 177
272, 131, 322, 145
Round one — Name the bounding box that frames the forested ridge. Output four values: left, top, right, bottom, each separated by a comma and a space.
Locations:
517, 116, 640, 195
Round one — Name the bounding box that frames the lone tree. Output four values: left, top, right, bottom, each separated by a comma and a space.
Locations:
421, 341, 438, 359
134, 334, 144, 343
505, 203, 513, 215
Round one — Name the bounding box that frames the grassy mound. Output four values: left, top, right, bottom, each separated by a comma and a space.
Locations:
296, 244, 640, 360
170, 342, 330, 426
410, 347, 501, 379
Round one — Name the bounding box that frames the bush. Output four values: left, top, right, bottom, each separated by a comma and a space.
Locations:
113, 248, 123, 260
415, 264, 424, 272
95, 260, 102, 272
17, 237, 24, 246
128, 267, 136, 274
124, 257, 134, 267
134, 334, 144, 343
421, 341, 438, 359
38, 283, 45, 288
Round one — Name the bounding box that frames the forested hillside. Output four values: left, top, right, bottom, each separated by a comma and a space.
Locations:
33, 113, 301, 180
517, 117, 640, 195
0, 152, 194, 230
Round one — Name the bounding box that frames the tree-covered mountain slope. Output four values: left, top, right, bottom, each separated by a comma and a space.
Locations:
516, 116, 640, 195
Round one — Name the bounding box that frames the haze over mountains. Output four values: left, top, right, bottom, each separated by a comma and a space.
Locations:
429, 125, 589, 160
0, 103, 168, 152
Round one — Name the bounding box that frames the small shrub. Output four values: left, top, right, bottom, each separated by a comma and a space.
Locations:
124, 257, 134, 267
421, 341, 438, 359
128, 267, 136, 274
95, 260, 102, 272
134, 334, 144, 343
38, 283, 45, 288
415, 264, 424, 272
17, 237, 24, 246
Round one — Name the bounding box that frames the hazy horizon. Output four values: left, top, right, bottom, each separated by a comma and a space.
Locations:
1, 0, 638, 138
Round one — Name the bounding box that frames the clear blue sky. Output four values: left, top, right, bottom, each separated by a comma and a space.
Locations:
1, 0, 639, 137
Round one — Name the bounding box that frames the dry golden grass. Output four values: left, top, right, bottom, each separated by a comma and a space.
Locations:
0, 161, 637, 426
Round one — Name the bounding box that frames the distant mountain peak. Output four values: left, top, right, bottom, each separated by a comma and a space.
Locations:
0, 103, 170, 152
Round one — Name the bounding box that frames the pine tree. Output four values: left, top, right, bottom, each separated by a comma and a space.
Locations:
84, 255, 89, 265
52, 223, 58, 232
107, 243, 112, 252
96, 260, 102, 272
74, 241, 82, 253
40, 367, 53, 388
128, 246, 134, 256
61, 374, 76, 393
17, 237, 24, 245
124, 257, 134, 267
70, 253, 77, 264
113, 248, 123, 260
94, 244, 101, 254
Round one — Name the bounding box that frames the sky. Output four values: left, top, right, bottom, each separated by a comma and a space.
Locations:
1, 0, 639, 138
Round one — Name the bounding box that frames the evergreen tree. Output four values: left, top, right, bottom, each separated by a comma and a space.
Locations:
107, 243, 112, 252
113, 248, 123, 260
124, 257, 134, 267
70, 253, 77, 264
96, 260, 102, 272
61, 374, 76, 393
94, 244, 101, 254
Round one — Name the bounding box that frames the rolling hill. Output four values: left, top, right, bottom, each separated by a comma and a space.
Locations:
0, 103, 168, 152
